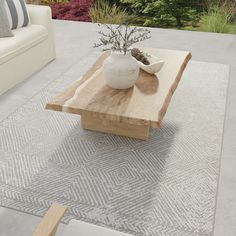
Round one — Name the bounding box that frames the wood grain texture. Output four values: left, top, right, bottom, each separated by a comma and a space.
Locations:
33, 203, 67, 236
46, 48, 191, 134
81, 115, 149, 140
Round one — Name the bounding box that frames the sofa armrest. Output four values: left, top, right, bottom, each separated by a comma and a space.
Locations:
26, 4, 56, 58
27, 4, 52, 30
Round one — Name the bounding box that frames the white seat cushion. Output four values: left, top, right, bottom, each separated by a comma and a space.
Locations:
0, 24, 48, 65
62, 220, 133, 236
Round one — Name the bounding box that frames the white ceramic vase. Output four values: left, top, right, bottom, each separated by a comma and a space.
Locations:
103, 51, 140, 89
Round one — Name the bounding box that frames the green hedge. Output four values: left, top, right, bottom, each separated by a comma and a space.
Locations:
94, 0, 236, 33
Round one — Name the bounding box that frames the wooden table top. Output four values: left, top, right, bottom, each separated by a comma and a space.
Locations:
46, 48, 191, 128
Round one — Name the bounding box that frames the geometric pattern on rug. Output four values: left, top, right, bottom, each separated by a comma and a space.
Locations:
0, 60, 229, 236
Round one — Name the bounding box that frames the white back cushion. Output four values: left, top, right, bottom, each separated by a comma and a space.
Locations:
0, 0, 13, 37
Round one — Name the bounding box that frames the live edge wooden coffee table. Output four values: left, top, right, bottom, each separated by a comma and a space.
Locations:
46, 48, 191, 140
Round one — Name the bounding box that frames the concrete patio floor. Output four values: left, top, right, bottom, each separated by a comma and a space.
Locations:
0, 20, 235, 236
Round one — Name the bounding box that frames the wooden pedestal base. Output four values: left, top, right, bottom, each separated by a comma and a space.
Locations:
81, 116, 149, 140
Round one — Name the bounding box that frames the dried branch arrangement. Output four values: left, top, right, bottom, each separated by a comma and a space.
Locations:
93, 24, 151, 55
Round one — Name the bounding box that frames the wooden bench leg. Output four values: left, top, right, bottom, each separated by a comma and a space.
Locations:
50, 227, 58, 236
33, 203, 67, 236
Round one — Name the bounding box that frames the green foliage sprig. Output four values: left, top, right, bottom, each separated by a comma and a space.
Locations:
120, 0, 201, 28
200, 4, 235, 33
93, 24, 151, 55
89, 0, 129, 25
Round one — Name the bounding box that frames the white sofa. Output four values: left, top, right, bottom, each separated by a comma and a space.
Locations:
0, 5, 56, 95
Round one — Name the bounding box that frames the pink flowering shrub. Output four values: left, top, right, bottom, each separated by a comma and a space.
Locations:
50, 0, 94, 21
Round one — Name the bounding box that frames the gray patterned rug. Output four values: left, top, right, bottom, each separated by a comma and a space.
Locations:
0, 59, 229, 236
